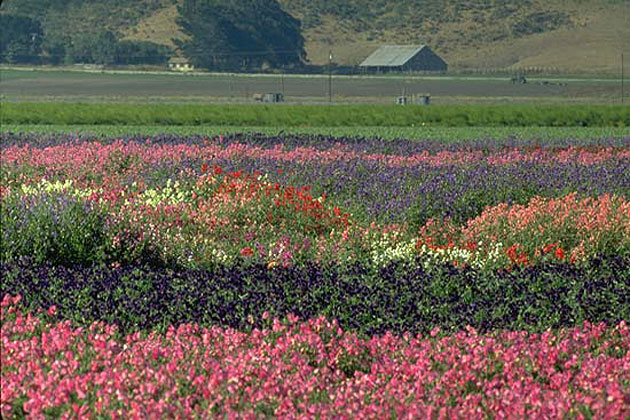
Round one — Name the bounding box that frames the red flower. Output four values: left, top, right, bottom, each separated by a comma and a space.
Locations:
201, 164, 209, 173
555, 247, 566, 259
542, 243, 557, 254
465, 241, 477, 251
506, 244, 518, 261
240, 247, 254, 257
214, 166, 223, 175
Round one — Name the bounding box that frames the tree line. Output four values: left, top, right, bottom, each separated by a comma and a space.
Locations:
0, 0, 305, 70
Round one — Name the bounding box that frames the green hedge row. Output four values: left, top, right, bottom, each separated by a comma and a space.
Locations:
2, 102, 629, 127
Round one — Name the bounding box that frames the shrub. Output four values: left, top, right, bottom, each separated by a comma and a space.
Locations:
0, 192, 109, 265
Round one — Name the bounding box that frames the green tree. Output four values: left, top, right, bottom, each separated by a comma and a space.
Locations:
0, 14, 43, 63
41, 38, 67, 65
176, 0, 305, 71
91, 31, 118, 65
65, 31, 118, 65
116, 40, 172, 65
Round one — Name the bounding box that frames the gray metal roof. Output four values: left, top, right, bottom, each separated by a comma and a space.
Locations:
360, 45, 426, 67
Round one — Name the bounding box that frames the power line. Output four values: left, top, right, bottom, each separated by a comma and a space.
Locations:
0, 49, 305, 59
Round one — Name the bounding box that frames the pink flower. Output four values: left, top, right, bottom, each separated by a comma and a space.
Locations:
430, 327, 441, 337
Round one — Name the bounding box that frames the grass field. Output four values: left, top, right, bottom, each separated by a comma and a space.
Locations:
2, 102, 629, 127
1, 68, 626, 105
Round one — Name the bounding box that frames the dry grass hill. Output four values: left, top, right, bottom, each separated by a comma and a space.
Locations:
5, 0, 627, 74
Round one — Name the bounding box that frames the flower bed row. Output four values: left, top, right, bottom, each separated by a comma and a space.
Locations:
4, 137, 630, 169
2, 132, 630, 418
2, 173, 628, 270
2, 295, 629, 419
2, 256, 628, 337
3, 134, 629, 226
3, 131, 630, 150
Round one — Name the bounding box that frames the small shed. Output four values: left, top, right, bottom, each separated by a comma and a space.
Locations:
168, 57, 194, 72
360, 45, 447, 73
254, 93, 284, 103
416, 94, 431, 105
264, 93, 283, 103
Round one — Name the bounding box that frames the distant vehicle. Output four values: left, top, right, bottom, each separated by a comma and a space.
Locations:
510, 74, 527, 84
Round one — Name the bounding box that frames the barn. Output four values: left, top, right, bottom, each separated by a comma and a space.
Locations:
360, 45, 447, 73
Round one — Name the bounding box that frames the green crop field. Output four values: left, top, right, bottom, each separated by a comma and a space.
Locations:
2, 102, 629, 127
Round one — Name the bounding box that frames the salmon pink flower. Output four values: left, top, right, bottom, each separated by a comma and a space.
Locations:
240, 247, 254, 257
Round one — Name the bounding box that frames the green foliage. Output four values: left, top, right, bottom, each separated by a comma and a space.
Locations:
1, 0, 171, 65
2, 103, 629, 127
0, 14, 43, 64
0, 192, 110, 266
4, 124, 628, 143
2, 257, 628, 337
66, 31, 118, 65
115, 40, 172, 65
61, 31, 172, 65
176, 0, 305, 70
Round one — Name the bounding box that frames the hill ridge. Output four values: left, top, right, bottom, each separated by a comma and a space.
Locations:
1, 0, 628, 74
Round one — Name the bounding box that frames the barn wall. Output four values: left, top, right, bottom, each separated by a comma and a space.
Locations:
406, 48, 448, 72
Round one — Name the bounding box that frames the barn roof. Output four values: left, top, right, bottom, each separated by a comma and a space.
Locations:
360, 45, 426, 67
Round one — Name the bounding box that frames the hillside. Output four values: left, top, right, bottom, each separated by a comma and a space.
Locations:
277, 0, 629, 73
120, 0, 630, 74
1, 0, 628, 74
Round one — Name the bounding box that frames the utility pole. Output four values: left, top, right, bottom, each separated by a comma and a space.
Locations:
328, 50, 333, 103
622, 53, 625, 104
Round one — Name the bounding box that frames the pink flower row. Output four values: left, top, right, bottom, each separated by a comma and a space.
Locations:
2, 295, 629, 419
3, 141, 628, 174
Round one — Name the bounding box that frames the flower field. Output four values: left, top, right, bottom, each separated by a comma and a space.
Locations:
1, 131, 629, 417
